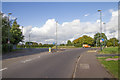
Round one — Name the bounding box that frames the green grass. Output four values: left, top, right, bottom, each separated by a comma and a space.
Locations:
100, 47, 118, 54
97, 56, 119, 79
11, 49, 23, 52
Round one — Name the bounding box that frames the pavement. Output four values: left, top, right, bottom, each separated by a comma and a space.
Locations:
74, 50, 116, 79
1, 48, 117, 79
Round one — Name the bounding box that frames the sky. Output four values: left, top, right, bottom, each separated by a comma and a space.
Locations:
2, 2, 119, 44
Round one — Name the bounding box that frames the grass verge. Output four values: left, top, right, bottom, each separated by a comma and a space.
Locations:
100, 47, 118, 54
97, 56, 119, 79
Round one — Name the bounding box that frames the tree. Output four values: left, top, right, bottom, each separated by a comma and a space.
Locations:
106, 41, 112, 47
73, 35, 94, 47
32, 42, 38, 47
39, 43, 42, 47
60, 44, 65, 46
107, 38, 119, 47
10, 19, 24, 45
94, 33, 107, 47
67, 40, 72, 46
2, 16, 13, 52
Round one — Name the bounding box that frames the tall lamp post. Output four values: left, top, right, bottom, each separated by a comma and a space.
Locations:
8, 13, 12, 52
103, 22, 106, 47
22, 26, 24, 48
29, 32, 31, 48
56, 21, 58, 51
98, 10, 102, 51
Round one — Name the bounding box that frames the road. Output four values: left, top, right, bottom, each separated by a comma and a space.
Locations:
2, 48, 91, 78
2, 48, 50, 60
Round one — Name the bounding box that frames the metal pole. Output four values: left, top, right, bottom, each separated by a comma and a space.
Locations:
100, 11, 103, 51
103, 23, 106, 33
22, 26, 23, 48
29, 33, 30, 48
98, 10, 102, 51
103, 23, 106, 47
8, 13, 12, 52
56, 21, 58, 51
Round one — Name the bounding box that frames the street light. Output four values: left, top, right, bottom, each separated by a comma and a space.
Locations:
103, 22, 106, 47
103, 22, 106, 33
8, 13, 12, 52
22, 26, 24, 48
56, 21, 58, 51
29, 32, 31, 48
98, 10, 102, 51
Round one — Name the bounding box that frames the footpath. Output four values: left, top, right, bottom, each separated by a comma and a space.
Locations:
74, 50, 117, 80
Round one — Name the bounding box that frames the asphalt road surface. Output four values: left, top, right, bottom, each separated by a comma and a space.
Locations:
2, 48, 91, 78
2, 48, 50, 60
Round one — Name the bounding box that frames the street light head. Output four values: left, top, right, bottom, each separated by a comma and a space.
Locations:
98, 10, 101, 12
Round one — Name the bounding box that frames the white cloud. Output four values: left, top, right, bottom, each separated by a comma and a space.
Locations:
22, 10, 118, 44
84, 14, 89, 17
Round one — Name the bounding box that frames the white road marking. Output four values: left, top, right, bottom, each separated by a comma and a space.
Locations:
21, 56, 41, 63
21, 59, 32, 63
0, 68, 7, 71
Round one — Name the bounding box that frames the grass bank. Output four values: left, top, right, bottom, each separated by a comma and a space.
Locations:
100, 47, 118, 54
97, 56, 119, 79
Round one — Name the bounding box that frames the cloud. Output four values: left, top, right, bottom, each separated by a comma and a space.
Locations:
22, 10, 118, 44
84, 14, 89, 17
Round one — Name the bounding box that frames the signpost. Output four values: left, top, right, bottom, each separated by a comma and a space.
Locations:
102, 38, 104, 41
53, 42, 55, 45
100, 40, 102, 43
100, 38, 104, 51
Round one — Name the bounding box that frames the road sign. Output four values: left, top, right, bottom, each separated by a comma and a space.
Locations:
100, 40, 102, 43
102, 38, 104, 41
53, 42, 55, 45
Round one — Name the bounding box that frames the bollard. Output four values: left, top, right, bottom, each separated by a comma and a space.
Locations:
49, 47, 51, 52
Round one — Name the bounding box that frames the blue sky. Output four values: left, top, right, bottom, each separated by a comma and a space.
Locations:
2, 2, 118, 27
2, 2, 119, 43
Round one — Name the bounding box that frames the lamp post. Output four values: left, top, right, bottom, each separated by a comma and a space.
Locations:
29, 33, 30, 48
56, 21, 58, 51
22, 26, 24, 48
103, 22, 106, 33
103, 22, 106, 47
8, 13, 12, 52
98, 10, 102, 51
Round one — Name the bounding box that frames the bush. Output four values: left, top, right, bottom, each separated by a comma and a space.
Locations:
2, 43, 13, 53
74, 44, 81, 47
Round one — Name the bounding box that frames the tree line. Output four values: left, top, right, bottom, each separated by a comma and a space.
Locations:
66, 33, 119, 47
17, 42, 54, 48
1, 12, 119, 53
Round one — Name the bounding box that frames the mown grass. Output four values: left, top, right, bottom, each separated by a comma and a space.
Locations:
100, 47, 118, 54
97, 56, 119, 79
